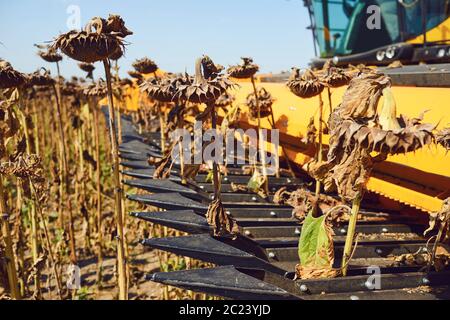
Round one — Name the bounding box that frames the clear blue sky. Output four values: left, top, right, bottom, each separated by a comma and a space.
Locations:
0, 0, 315, 79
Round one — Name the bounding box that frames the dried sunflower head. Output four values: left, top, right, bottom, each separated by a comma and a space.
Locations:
336, 71, 391, 120
201, 55, 224, 79
26, 68, 55, 87
174, 56, 234, 104
35, 44, 63, 63
52, 15, 131, 63
214, 91, 235, 109
128, 70, 143, 81
78, 62, 95, 79
317, 60, 351, 88
109, 46, 124, 61
0, 60, 26, 89
246, 87, 274, 119
140, 76, 175, 103
306, 72, 435, 201
83, 79, 107, 97
119, 78, 133, 87
436, 127, 450, 151
227, 57, 259, 79
132, 57, 158, 74
286, 68, 324, 98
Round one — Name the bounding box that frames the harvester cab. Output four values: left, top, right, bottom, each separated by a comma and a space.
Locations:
304, 0, 450, 67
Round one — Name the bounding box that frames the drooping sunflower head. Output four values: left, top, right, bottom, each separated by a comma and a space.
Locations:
127, 70, 144, 86
174, 56, 235, 104
140, 76, 176, 103
36, 45, 63, 63
52, 15, 131, 63
286, 68, 324, 99
436, 127, 450, 151
214, 91, 235, 108
318, 60, 352, 88
132, 57, 158, 74
227, 57, 259, 79
26, 68, 55, 87
83, 79, 108, 97
0, 60, 26, 89
246, 87, 274, 119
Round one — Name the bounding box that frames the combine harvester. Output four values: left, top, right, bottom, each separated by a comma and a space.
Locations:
120, 0, 450, 299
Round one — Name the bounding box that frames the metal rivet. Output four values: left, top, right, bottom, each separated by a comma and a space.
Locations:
270, 211, 277, 217
223, 177, 228, 182
381, 227, 388, 233
299, 284, 308, 292
294, 228, 301, 235
340, 228, 346, 234
422, 247, 428, 253
287, 179, 291, 183
268, 252, 275, 259
376, 249, 383, 254
289, 106, 296, 111
422, 277, 430, 285
350, 295, 360, 300
251, 196, 257, 201
199, 185, 204, 189
225, 211, 231, 216
244, 230, 251, 236
210, 195, 215, 200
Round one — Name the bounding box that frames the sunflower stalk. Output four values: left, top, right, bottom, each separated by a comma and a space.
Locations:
51, 83, 77, 265
315, 93, 324, 195
341, 191, 363, 276
250, 76, 269, 194
14, 99, 41, 297
102, 58, 128, 300
90, 100, 104, 285
0, 173, 20, 299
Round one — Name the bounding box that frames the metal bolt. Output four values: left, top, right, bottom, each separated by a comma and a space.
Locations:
340, 228, 346, 234
376, 249, 383, 254
210, 195, 215, 200
294, 228, 301, 235
199, 185, 204, 189
251, 196, 257, 201
287, 179, 291, 183
225, 211, 231, 216
268, 252, 276, 259
422, 277, 430, 285
381, 227, 388, 233
422, 247, 428, 253
223, 177, 228, 182
244, 230, 251, 236
350, 295, 360, 300
299, 284, 308, 292
270, 211, 277, 217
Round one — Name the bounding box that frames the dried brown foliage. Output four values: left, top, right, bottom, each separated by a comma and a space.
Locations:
436, 128, 450, 151
305, 72, 435, 201
246, 87, 274, 119
206, 199, 239, 238
286, 68, 324, 99
336, 72, 390, 120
